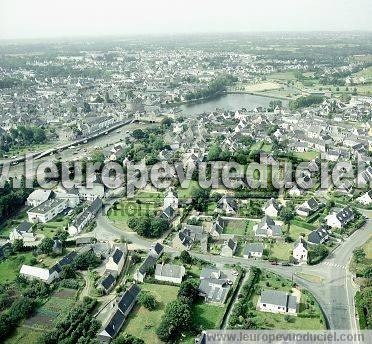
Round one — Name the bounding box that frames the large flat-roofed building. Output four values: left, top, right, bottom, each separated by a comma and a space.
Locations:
27, 198, 68, 223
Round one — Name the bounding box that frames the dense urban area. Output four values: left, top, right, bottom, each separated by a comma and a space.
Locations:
0, 32, 371, 344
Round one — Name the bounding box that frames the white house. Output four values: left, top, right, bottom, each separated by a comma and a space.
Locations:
243, 243, 264, 259
357, 190, 372, 206
20, 265, 59, 284
163, 188, 178, 210
263, 198, 281, 217
325, 207, 354, 229
9, 221, 36, 243
26, 189, 52, 207
259, 290, 298, 315
293, 237, 308, 263
220, 238, 237, 257
27, 198, 68, 223
296, 197, 320, 217
105, 247, 126, 277
155, 263, 185, 284
77, 183, 105, 202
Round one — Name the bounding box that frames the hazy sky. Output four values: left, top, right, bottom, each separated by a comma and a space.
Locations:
0, 0, 371, 40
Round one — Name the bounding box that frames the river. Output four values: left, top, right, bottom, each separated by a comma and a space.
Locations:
179, 93, 288, 116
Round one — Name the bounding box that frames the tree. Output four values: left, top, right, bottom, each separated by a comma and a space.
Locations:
73, 251, 101, 270
353, 248, 366, 264
112, 333, 144, 344
208, 144, 222, 161
279, 202, 295, 226
12, 239, 24, 252
54, 230, 68, 242
132, 129, 147, 140
180, 250, 192, 264
191, 188, 210, 212
38, 237, 54, 255
178, 280, 199, 304
138, 291, 158, 310
60, 265, 76, 279
156, 298, 192, 342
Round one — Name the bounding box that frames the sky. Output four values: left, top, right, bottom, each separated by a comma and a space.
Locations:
0, 0, 371, 40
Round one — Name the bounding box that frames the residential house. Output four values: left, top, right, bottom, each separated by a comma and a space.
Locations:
293, 237, 308, 263
68, 197, 102, 236
27, 198, 68, 223
26, 189, 52, 207
52, 240, 63, 255
254, 216, 282, 239
217, 195, 238, 215
243, 243, 264, 259
77, 183, 105, 202
149, 242, 164, 259
20, 265, 59, 284
98, 284, 141, 343
307, 226, 331, 245
9, 221, 36, 243
210, 215, 225, 239
259, 290, 298, 315
172, 225, 207, 251
155, 263, 186, 284
220, 238, 237, 257
325, 207, 354, 229
105, 246, 127, 277
357, 190, 372, 206
263, 198, 282, 217
98, 273, 117, 294
163, 188, 178, 210
296, 197, 321, 217
198, 267, 233, 304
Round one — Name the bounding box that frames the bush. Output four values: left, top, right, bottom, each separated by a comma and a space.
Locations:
138, 291, 158, 310
59, 279, 80, 290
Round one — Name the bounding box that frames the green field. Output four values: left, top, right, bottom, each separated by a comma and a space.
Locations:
270, 242, 293, 261
176, 180, 200, 199
108, 201, 160, 228
123, 283, 179, 344
0, 252, 34, 284
293, 151, 319, 161
289, 224, 311, 241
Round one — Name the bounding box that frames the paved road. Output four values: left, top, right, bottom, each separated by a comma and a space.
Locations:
94, 211, 372, 330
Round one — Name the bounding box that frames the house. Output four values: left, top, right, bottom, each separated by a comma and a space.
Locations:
105, 247, 126, 277
308, 226, 330, 245
98, 273, 117, 294
325, 207, 355, 229
198, 267, 233, 304
243, 243, 264, 258
160, 206, 176, 220
288, 185, 304, 197
149, 242, 164, 259
9, 221, 36, 243
26, 189, 52, 207
163, 188, 178, 210
293, 236, 308, 263
296, 197, 321, 217
68, 197, 102, 236
217, 195, 238, 215
259, 290, 298, 315
20, 265, 59, 284
254, 216, 282, 239
27, 198, 68, 223
210, 216, 224, 239
52, 240, 63, 255
357, 190, 372, 206
155, 263, 186, 284
98, 284, 141, 343
172, 225, 207, 251
263, 198, 281, 217
220, 238, 237, 257
49, 251, 78, 276
77, 183, 105, 202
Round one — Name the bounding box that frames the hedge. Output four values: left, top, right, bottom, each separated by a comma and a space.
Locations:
290, 220, 317, 231
355, 291, 367, 330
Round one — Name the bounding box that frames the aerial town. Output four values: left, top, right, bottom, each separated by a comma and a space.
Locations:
0, 29, 371, 344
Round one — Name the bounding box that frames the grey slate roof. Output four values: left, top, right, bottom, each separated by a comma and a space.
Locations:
112, 248, 124, 264
155, 263, 185, 279
260, 290, 297, 310
101, 273, 116, 291
16, 221, 33, 233
244, 243, 264, 255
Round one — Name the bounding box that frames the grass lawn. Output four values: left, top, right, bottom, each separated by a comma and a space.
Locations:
293, 151, 319, 161
289, 224, 311, 241
191, 300, 225, 330
177, 180, 200, 200
206, 201, 217, 215
4, 326, 43, 344
224, 219, 246, 236
0, 252, 35, 284
270, 242, 292, 261
108, 201, 160, 227
135, 190, 163, 202
123, 283, 179, 344
296, 273, 323, 284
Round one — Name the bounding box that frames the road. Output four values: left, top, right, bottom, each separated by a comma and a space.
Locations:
94, 209, 372, 331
